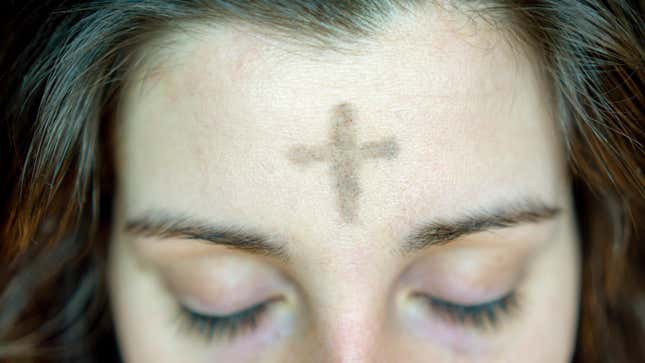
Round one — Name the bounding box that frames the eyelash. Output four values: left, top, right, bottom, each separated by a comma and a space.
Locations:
176, 301, 272, 341
416, 290, 519, 330
176, 292, 518, 342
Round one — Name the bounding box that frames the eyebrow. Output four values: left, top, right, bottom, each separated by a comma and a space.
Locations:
124, 214, 290, 261
398, 198, 561, 255
124, 198, 561, 262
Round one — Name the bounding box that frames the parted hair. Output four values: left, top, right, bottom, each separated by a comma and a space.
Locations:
0, 1, 643, 362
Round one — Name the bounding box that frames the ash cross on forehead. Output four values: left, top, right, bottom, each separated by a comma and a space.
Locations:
286, 103, 400, 223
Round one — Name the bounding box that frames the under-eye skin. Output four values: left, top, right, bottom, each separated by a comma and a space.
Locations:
175, 298, 277, 342
413, 290, 520, 331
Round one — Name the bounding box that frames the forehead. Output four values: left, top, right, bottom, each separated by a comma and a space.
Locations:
116, 9, 565, 243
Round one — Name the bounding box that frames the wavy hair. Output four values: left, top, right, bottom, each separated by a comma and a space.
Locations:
0, 1, 643, 362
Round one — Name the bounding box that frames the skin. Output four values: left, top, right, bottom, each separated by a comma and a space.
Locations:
286, 102, 400, 223
108, 5, 581, 363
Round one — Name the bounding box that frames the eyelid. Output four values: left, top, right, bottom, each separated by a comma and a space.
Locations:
177, 299, 275, 341
178, 296, 284, 318
412, 290, 520, 330
401, 244, 532, 306
160, 259, 288, 315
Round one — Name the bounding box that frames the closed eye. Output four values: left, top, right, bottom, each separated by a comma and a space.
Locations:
413, 290, 519, 330
176, 298, 280, 341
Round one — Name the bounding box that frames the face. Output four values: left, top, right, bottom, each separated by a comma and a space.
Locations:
108, 6, 581, 363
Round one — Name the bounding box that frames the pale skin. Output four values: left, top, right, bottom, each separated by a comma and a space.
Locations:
108, 5, 581, 363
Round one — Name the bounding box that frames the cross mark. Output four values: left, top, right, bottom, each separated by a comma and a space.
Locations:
286, 102, 400, 223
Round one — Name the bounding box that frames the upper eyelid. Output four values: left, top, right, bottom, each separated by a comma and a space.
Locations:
411, 290, 517, 309
181, 299, 271, 319
181, 294, 285, 316
177, 300, 273, 341
413, 290, 520, 328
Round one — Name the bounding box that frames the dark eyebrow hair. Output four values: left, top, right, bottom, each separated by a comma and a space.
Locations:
124, 198, 562, 262
124, 214, 290, 262
397, 198, 562, 255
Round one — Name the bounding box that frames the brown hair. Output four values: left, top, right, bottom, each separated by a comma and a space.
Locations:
1, 1, 643, 362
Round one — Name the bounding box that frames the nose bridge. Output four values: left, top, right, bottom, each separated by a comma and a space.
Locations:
316, 295, 385, 363
309, 242, 391, 363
